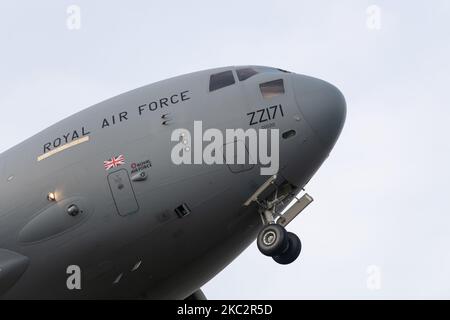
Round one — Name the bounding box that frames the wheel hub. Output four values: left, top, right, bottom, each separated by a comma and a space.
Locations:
263, 231, 277, 246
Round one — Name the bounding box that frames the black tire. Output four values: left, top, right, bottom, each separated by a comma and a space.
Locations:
273, 232, 302, 265
257, 224, 288, 257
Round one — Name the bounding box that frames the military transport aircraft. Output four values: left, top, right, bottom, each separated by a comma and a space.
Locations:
0, 66, 346, 299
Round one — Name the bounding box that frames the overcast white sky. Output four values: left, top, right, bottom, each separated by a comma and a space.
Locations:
1, 1, 449, 299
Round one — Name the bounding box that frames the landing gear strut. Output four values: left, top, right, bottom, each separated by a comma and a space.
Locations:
244, 175, 313, 265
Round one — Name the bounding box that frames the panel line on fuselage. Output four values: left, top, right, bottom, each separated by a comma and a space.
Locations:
37, 136, 90, 162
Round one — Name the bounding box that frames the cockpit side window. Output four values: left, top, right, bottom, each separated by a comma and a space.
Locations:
209, 71, 236, 92
236, 68, 259, 81
259, 79, 285, 99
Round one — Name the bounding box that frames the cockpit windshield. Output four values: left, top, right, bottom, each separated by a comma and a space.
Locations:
209, 71, 236, 92
236, 68, 259, 81
236, 66, 291, 82
209, 67, 290, 92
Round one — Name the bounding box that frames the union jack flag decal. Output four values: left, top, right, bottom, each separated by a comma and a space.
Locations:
104, 155, 125, 171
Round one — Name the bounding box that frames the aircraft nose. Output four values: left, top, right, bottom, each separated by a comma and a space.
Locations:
293, 75, 347, 151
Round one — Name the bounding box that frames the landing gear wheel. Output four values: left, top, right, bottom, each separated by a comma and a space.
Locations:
257, 224, 288, 257
273, 232, 302, 265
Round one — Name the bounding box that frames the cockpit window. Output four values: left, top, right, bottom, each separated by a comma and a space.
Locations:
236, 68, 259, 81
209, 71, 235, 92
259, 79, 285, 99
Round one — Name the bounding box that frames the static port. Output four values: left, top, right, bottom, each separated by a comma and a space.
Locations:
282, 130, 296, 139
67, 204, 80, 217
175, 203, 191, 218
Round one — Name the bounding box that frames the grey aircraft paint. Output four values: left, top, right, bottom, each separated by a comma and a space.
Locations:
0, 66, 346, 299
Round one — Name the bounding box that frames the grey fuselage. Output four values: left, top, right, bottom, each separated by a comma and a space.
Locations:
0, 66, 346, 299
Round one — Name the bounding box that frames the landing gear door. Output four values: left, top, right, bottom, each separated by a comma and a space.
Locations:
108, 169, 139, 216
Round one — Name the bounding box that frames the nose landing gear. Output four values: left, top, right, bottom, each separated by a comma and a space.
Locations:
244, 175, 313, 265
272, 231, 302, 265
257, 224, 302, 264
257, 224, 288, 257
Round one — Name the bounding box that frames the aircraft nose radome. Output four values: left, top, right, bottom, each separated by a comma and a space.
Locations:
293, 75, 347, 151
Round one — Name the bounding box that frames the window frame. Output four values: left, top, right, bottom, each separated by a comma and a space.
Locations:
259, 79, 285, 99
209, 70, 236, 92
236, 68, 259, 81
